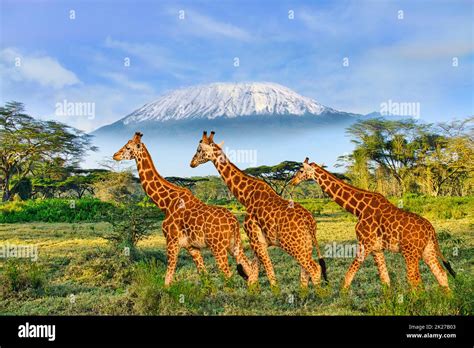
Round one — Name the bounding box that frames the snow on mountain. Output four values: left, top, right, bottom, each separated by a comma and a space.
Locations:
122, 82, 331, 124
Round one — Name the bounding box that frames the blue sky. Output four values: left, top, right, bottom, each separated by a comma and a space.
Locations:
1, 0, 473, 133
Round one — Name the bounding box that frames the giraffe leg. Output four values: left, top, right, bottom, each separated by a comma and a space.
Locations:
164, 238, 180, 286
186, 246, 206, 274
209, 245, 232, 279
373, 251, 390, 286
230, 243, 259, 285
288, 250, 321, 286
342, 242, 368, 290
422, 241, 449, 289
228, 223, 259, 284
300, 267, 310, 288
244, 217, 277, 287
402, 251, 422, 289
279, 231, 321, 286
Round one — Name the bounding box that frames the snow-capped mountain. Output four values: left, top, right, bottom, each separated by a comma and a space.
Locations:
89, 82, 367, 175
121, 82, 332, 124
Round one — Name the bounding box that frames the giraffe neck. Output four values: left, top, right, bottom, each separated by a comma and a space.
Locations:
311, 164, 369, 216
135, 145, 185, 212
211, 147, 267, 206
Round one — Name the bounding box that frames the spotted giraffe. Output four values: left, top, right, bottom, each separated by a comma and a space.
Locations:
113, 132, 258, 286
190, 131, 327, 290
290, 157, 456, 290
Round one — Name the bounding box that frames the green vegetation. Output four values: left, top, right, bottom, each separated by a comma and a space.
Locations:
0, 198, 472, 316
339, 117, 473, 197
0, 198, 114, 223
1, 102, 472, 315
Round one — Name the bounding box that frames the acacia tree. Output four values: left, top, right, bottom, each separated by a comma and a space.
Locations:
418, 118, 474, 196
244, 161, 301, 195
0, 101, 97, 201
343, 117, 473, 196
345, 118, 434, 194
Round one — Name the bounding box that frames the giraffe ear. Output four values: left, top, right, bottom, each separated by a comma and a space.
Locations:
217, 141, 224, 148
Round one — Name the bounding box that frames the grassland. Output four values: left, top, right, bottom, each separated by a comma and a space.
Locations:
0, 199, 472, 316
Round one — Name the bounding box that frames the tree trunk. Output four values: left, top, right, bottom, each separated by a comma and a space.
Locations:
2, 175, 11, 202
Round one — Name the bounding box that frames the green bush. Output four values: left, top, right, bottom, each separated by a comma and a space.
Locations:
0, 260, 46, 297
393, 195, 473, 220
130, 259, 207, 315
102, 204, 162, 257
0, 198, 115, 223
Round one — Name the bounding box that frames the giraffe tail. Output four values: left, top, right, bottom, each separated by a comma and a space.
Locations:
433, 236, 456, 278
310, 225, 328, 283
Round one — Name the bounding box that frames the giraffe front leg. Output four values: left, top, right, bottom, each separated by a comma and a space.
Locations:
164, 237, 180, 286
342, 241, 368, 290
162, 220, 181, 286
373, 251, 391, 286
186, 246, 207, 274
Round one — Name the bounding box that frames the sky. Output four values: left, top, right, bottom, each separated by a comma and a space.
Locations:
1, 0, 473, 134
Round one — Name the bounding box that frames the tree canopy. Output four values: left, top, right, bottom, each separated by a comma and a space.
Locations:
0, 101, 97, 201
244, 161, 301, 195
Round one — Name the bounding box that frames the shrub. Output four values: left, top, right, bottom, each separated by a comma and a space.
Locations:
129, 259, 206, 315
394, 195, 473, 220
0, 198, 115, 223
0, 260, 46, 297
102, 203, 162, 257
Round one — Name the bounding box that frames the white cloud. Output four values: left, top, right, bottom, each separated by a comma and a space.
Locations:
100, 72, 155, 93
186, 10, 252, 41
104, 36, 200, 78
0, 48, 80, 89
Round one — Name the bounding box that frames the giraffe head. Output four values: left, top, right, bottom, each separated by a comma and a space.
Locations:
290, 157, 316, 185
113, 132, 145, 161
190, 131, 224, 168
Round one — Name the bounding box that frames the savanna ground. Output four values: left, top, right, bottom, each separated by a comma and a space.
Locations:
0, 198, 472, 316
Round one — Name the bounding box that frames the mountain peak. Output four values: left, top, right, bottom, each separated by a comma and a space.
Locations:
122, 82, 330, 124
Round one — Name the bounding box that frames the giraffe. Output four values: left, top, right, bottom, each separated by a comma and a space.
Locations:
290, 157, 456, 291
190, 131, 327, 290
113, 132, 258, 286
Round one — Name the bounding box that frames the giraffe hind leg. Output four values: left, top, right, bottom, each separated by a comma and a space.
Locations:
244, 217, 277, 286
422, 241, 449, 289
210, 246, 232, 279
281, 240, 321, 286
300, 267, 310, 288
186, 246, 207, 274
402, 252, 422, 289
